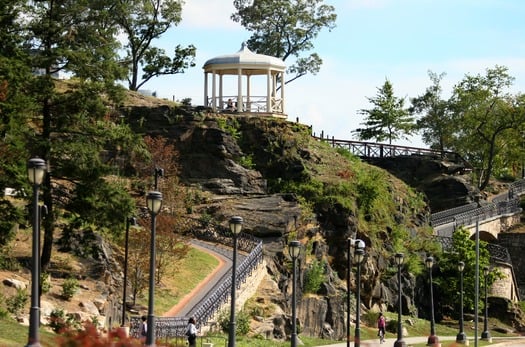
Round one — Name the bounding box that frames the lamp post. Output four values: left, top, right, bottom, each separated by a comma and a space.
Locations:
354, 241, 365, 347
228, 216, 243, 347
145, 191, 162, 347
481, 267, 491, 342
26, 158, 46, 347
346, 238, 352, 347
456, 261, 467, 344
425, 256, 439, 347
289, 240, 301, 347
394, 253, 406, 347
121, 217, 137, 327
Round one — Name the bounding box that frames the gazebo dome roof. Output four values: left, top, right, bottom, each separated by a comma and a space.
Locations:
203, 43, 285, 75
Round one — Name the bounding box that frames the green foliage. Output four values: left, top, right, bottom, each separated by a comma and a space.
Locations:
49, 308, 82, 333
448, 65, 525, 190
113, 0, 196, 90
217, 117, 241, 140
354, 79, 415, 144
434, 227, 496, 313
61, 278, 79, 301
41, 272, 51, 294
304, 259, 325, 293
5, 288, 28, 316
217, 309, 250, 335
410, 71, 453, 152
238, 154, 255, 169
232, 0, 336, 84
0, 200, 22, 246
0, 245, 20, 271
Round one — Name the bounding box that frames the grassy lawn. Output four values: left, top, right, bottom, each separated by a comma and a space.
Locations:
138, 244, 220, 315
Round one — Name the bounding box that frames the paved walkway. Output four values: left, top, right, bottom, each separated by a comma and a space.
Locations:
315, 336, 525, 347
163, 240, 233, 317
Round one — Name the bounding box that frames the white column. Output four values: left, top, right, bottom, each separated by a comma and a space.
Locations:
204, 72, 208, 107
266, 70, 272, 113
237, 68, 243, 112
212, 71, 217, 112
247, 75, 251, 112
280, 71, 285, 114
219, 74, 224, 110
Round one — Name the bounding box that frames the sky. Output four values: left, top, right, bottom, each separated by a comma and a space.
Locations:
144, 0, 525, 148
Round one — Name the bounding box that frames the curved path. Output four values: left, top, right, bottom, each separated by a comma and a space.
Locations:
163, 239, 245, 318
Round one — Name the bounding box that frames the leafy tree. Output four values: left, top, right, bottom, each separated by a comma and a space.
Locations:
448, 66, 525, 190
410, 71, 454, 152
354, 79, 415, 144
114, 0, 196, 91
231, 0, 336, 86
7, 1, 146, 270
435, 227, 497, 314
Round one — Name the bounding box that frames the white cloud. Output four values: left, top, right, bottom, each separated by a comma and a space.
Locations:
180, 1, 242, 30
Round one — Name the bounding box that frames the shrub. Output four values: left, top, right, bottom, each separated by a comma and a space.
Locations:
49, 308, 82, 333
217, 309, 250, 335
6, 288, 28, 315
41, 272, 51, 294
303, 259, 325, 294
62, 277, 79, 300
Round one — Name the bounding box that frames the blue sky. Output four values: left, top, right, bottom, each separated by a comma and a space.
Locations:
145, 0, 525, 148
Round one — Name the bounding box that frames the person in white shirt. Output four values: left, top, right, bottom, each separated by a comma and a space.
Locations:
186, 317, 197, 347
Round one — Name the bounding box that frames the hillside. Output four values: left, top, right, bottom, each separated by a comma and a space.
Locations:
2, 95, 522, 344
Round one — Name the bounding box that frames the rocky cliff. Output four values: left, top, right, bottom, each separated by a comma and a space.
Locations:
120, 104, 438, 340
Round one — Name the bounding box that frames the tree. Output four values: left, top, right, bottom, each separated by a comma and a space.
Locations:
448, 66, 525, 190
9, 1, 146, 270
434, 227, 497, 313
231, 0, 336, 86
354, 79, 414, 144
410, 71, 454, 152
114, 0, 196, 91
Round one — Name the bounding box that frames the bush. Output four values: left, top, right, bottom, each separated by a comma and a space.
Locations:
49, 308, 82, 333
6, 288, 28, 315
217, 309, 250, 335
304, 259, 325, 294
62, 277, 79, 300
41, 272, 51, 294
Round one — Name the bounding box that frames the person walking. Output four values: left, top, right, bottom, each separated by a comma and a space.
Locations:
186, 317, 197, 347
377, 312, 386, 343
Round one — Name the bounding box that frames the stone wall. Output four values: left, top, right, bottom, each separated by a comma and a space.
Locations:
490, 265, 519, 301
498, 233, 525, 299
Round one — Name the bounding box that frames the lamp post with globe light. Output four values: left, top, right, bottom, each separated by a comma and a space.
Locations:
289, 240, 301, 347
394, 253, 406, 347
354, 241, 365, 347
26, 158, 46, 347
145, 191, 162, 347
228, 216, 243, 347
425, 256, 439, 346
481, 267, 492, 342
456, 261, 467, 344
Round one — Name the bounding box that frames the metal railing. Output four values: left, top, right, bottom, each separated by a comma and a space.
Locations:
128, 224, 264, 339
437, 236, 512, 263
313, 136, 472, 169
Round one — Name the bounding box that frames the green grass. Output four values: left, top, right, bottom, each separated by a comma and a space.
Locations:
139, 245, 220, 315
0, 318, 56, 346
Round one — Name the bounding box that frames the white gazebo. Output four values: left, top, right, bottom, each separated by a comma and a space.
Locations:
203, 43, 286, 117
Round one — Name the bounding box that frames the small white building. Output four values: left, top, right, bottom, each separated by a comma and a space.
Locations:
203, 43, 286, 118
